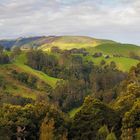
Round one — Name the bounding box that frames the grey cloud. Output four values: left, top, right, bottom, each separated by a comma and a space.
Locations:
0, 0, 139, 44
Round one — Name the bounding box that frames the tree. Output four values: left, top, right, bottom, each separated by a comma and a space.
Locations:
100, 60, 106, 66
39, 105, 68, 140
40, 118, 54, 140
96, 125, 109, 140
106, 132, 117, 140
121, 100, 140, 140
69, 96, 120, 140
0, 45, 4, 54
110, 61, 117, 70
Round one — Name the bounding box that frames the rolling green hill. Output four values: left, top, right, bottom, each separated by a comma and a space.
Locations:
87, 43, 140, 57
0, 64, 45, 99
1, 36, 140, 58
0, 36, 116, 50
0, 52, 60, 100
84, 56, 139, 72
1, 35, 140, 78
13, 54, 59, 88
39, 36, 116, 51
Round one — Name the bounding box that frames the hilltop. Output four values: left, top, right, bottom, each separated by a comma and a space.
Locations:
0, 35, 115, 50
0, 35, 139, 55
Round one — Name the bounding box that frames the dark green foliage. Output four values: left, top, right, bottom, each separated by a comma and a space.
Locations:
26, 50, 126, 111
69, 96, 120, 140
12, 70, 38, 88
0, 75, 6, 89
121, 100, 140, 139
26, 50, 63, 79
11, 47, 21, 59
0, 102, 67, 140
52, 79, 88, 112
0, 92, 33, 106
96, 125, 109, 140
0, 45, 10, 64
1, 48, 140, 140
40, 105, 69, 140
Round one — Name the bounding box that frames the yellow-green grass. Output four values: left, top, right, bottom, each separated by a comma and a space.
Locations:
39, 36, 115, 51
69, 107, 82, 118
5, 84, 37, 99
40, 42, 97, 51
0, 64, 41, 100
85, 56, 139, 72
87, 43, 140, 57
13, 54, 59, 88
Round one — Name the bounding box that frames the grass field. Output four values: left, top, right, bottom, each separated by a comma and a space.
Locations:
85, 55, 139, 72
13, 53, 59, 88
87, 43, 140, 57
0, 64, 41, 99
39, 36, 116, 51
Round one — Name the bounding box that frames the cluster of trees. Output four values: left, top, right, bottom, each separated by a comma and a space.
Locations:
0, 45, 23, 64
52, 79, 88, 112
68, 70, 140, 139
69, 96, 120, 140
0, 92, 33, 106
0, 45, 10, 64
27, 50, 59, 77
111, 63, 140, 139
51, 46, 89, 56
129, 51, 140, 60
11, 69, 52, 92
0, 102, 68, 140
26, 50, 126, 112
11, 70, 38, 88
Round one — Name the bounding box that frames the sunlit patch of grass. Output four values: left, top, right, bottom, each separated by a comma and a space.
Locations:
13, 53, 59, 88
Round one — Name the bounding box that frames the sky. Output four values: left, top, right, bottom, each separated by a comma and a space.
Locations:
0, 0, 140, 45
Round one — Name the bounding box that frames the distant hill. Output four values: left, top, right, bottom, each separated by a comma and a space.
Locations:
0, 35, 140, 58
38, 36, 116, 50
0, 36, 116, 50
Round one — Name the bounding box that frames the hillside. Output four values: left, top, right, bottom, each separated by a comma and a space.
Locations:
13, 54, 59, 88
39, 36, 116, 50
0, 52, 60, 100
84, 56, 139, 72
87, 43, 140, 57
0, 36, 115, 50
0, 64, 49, 99
0, 36, 140, 140
1, 36, 140, 73
1, 35, 140, 58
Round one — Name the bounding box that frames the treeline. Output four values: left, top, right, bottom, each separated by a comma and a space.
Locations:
11, 69, 52, 92
0, 45, 23, 64
0, 45, 10, 64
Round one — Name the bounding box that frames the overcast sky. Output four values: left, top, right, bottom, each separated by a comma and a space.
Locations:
0, 0, 139, 45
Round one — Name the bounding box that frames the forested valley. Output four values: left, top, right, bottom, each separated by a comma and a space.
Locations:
0, 45, 139, 140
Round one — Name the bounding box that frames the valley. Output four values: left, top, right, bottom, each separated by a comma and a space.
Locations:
0, 36, 140, 140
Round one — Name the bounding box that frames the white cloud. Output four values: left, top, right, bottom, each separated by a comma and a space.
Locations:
0, 0, 139, 44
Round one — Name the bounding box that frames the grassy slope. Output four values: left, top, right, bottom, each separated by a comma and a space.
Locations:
38, 36, 140, 72
0, 64, 43, 99
13, 53, 59, 88
87, 43, 140, 56
85, 56, 139, 72
39, 36, 116, 51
